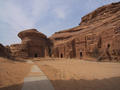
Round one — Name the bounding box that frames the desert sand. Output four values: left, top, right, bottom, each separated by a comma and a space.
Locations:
0, 57, 31, 90
35, 58, 120, 90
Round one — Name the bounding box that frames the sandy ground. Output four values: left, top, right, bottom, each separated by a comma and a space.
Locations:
35, 58, 120, 90
0, 57, 31, 90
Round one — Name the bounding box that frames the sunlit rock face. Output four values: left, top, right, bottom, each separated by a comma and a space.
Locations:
10, 29, 53, 58
8, 2, 120, 61
50, 2, 120, 61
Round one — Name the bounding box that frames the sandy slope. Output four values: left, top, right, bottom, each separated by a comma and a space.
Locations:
36, 58, 120, 90
0, 57, 31, 90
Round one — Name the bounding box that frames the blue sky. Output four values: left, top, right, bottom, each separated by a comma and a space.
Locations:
0, 0, 119, 45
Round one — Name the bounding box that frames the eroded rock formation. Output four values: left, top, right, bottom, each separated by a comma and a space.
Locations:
50, 2, 120, 61
0, 43, 10, 58
10, 29, 53, 58
3, 2, 119, 61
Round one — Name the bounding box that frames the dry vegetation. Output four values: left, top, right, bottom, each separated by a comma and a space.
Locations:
0, 57, 31, 90
35, 58, 120, 90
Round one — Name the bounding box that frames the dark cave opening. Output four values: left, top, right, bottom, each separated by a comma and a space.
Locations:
61, 53, 63, 58
80, 52, 83, 58
34, 53, 38, 57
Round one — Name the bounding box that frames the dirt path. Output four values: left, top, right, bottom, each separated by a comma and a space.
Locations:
22, 60, 54, 90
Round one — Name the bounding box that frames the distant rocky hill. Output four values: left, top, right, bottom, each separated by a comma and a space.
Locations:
50, 2, 120, 61
0, 43, 10, 58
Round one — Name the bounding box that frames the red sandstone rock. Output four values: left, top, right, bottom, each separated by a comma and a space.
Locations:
50, 2, 120, 61
0, 43, 10, 58
7, 2, 120, 61
10, 29, 53, 58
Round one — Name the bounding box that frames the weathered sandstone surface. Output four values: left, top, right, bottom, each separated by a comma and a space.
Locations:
10, 29, 53, 58
1, 2, 120, 61
0, 43, 10, 58
50, 2, 120, 61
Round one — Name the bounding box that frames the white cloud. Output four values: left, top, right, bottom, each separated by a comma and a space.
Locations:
0, 0, 50, 31
54, 8, 66, 19
0, 1, 34, 31
0, 0, 71, 33
31, 0, 50, 20
53, 5, 71, 19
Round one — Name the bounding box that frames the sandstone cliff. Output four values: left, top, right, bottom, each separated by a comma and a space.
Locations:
50, 2, 120, 61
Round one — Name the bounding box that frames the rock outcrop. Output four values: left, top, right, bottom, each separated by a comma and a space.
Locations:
50, 2, 120, 61
10, 29, 53, 58
0, 43, 10, 58
5, 2, 120, 61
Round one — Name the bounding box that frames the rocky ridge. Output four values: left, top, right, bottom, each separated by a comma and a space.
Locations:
50, 2, 120, 60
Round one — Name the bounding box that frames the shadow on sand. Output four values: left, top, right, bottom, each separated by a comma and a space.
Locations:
0, 76, 120, 90
0, 83, 23, 90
